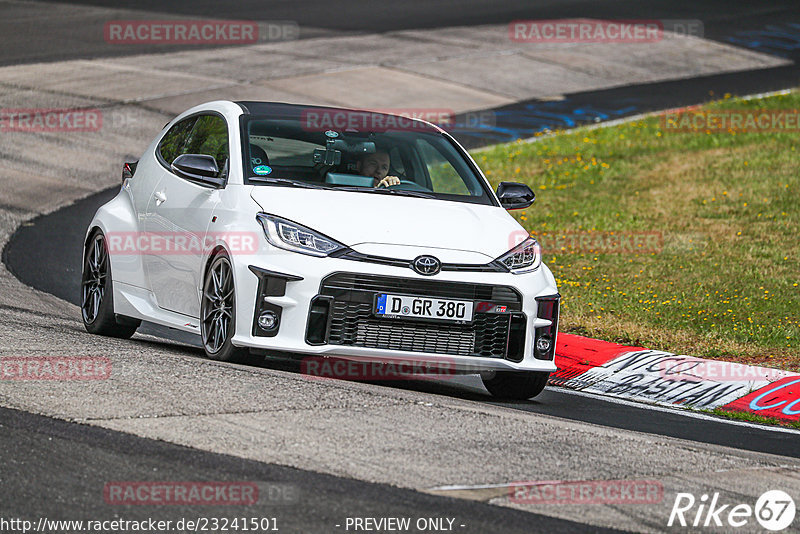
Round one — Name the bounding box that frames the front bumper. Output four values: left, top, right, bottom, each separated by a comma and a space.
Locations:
229, 250, 559, 373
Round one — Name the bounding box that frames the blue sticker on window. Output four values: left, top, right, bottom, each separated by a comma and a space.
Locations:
253, 165, 272, 176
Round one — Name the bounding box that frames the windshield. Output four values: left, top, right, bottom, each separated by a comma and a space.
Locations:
240, 110, 494, 205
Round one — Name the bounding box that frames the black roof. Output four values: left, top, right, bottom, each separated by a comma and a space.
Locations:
235, 101, 444, 134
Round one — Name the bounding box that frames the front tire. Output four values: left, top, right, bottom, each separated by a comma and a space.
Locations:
200, 253, 250, 363
482, 371, 550, 400
81, 231, 140, 338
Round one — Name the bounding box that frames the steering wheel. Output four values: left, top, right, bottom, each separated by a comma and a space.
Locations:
385, 180, 432, 193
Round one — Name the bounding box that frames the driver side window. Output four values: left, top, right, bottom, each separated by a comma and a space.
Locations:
158, 117, 196, 166
184, 115, 229, 173
158, 114, 229, 176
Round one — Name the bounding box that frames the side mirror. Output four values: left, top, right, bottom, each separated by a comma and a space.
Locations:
171, 154, 225, 187
496, 181, 535, 210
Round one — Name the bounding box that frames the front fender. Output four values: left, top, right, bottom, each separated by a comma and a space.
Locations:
85, 186, 147, 289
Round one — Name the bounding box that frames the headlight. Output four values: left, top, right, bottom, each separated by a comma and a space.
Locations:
497, 237, 541, 272
257, 213, 346, 257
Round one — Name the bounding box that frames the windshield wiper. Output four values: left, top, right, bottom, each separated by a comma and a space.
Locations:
249, 178, 435, 198
334, 186, 436, 199
249, 177, 331, 189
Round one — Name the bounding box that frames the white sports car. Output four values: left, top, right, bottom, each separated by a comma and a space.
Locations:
82, 101, 559, 399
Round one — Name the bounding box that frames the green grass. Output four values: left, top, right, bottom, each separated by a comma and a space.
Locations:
473, 91, 800, 371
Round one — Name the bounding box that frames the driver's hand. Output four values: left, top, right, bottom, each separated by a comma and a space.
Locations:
375, 176, 401, 188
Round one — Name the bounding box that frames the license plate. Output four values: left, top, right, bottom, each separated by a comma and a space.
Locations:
375, 294, 473, 322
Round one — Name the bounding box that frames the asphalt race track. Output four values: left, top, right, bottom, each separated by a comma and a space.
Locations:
2, 406, 623, 534
5, 187, 800, 459
3, 0, 799, 64
2, 1, 800, 533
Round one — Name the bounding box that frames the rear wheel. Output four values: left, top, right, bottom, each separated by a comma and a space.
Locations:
482, 371, 550, 400
201, 253, 250, 363
81, 231, 140, 338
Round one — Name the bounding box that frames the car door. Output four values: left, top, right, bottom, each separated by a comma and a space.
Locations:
111, 125, 180, 289
143, 113, 228, 318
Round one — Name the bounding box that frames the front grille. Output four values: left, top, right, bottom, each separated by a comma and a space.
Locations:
319, 273, 521, 303
314, 273, 524, 359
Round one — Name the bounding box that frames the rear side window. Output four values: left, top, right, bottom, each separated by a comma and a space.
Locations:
158, 117, 196, 165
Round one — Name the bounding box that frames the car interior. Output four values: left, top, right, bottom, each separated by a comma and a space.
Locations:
242, 116, 485, 199
247, 134, 431, 190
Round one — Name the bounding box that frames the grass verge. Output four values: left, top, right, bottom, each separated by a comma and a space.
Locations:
475, 90, 800, 371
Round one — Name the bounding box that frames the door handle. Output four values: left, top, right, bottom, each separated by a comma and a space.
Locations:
154, 190, 167, 206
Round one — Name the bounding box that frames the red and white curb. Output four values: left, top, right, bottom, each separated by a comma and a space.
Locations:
551, 334, 800, 423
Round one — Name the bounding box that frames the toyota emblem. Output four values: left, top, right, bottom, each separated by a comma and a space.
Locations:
412, 255, 441, 276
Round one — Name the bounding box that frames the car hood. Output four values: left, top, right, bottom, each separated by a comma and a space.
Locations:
249, 187, 524, 261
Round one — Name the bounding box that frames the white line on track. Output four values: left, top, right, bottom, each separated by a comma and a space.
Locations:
549, 386, 800, 435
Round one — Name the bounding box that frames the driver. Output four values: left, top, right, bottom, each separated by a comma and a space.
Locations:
356, 150, 401, 188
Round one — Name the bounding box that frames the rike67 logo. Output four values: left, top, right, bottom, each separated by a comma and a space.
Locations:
668, 490, 796, 531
